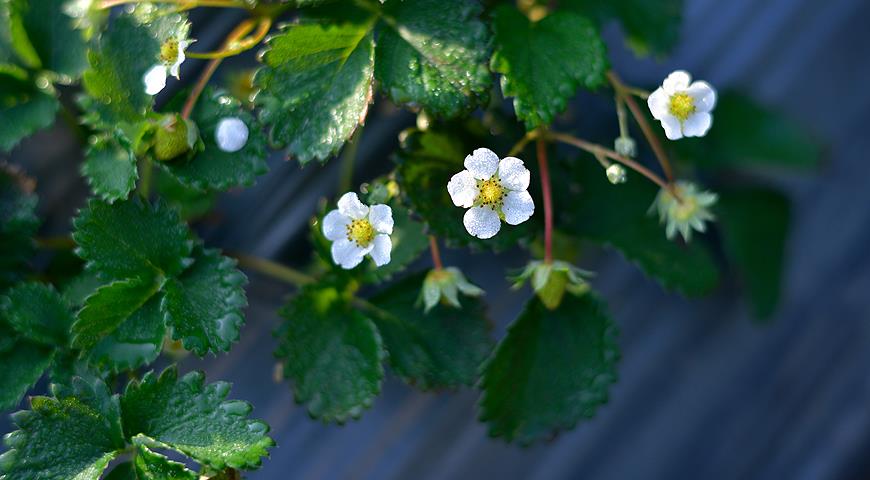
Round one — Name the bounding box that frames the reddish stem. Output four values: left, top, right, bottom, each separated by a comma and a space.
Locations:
536, 138, 553, 264
428, 235, 443, 270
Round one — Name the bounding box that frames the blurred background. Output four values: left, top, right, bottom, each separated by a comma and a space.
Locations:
4, 0, 870, 478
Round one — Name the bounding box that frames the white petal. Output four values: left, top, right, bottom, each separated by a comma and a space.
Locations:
464, 148, 499, 180
337, 192, 369, 220
647, 88, 670, 120
683, 112, 713, 137
463, 206, 501, 239
660, 116, 683, 140
331, 238, 367, 269
497, 157, 530, 191
215, 117, 249, 153
369, 234, 392, 266
143, 65, 167, 96
322, 210, 350, 241
687, 81, 717, 112
447, 170, 478, 208
503, 190, 535, 225
662, 70, 691, 95
368, 204, 394, 234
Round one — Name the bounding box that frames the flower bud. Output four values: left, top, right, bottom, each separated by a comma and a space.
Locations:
614, 136, 636, 157
420, 267, 484, 313
606, 164, 627, 185
153, 114, 198, 162
511, 260, 593, 310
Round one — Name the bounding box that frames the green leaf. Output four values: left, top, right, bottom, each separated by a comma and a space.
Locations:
491, 7, 608, 130
0, 0, 39, 68
121, 367, 274, 470
554, 157, 719, 296
10, 0, 89, 79
72, 276, 162, 349
0, 340, 53, 411
0, 72, 58, 152
375, 0, 491, 117
73, 197, 194, 279
364, 203, 428, 282
1, 282, 74, 346
479, 293, 619, 444
81, 138, 138, 203
717, 187, 790, 319
82, 12, 188, 124
369, 272, 493, 389
153, 170, 216, 221
162, 247, 247, 356
394, 127, 534, 251
255, 18, 376, 163
61, 269, 104, 308
562, 0, 683, 56
0, 377, 125, 479
161, 89, 268, 191
0, 164, 39, 288
89, 294, 165, 372
134, 445, 197, 480
276, 285, 385, 422
674, 92, 820, 171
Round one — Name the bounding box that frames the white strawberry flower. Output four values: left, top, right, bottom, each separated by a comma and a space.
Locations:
215, 117, 249, 153
143, 37, 194, 96
322, 192, 393, 269
647, 70, 717, 140
447, 148, 534, 239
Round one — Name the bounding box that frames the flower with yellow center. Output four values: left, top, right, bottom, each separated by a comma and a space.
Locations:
648, 70, 717, 140
447, 148, 535, 239
322, 192, 393, 269
143, 37, 194, 96
651, 181, 717, 241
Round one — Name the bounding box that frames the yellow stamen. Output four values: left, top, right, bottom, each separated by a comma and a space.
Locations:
668, 92, 695, 122
160, 39, 180, 64
346, 219, 375, 247
477, 178, 505, 207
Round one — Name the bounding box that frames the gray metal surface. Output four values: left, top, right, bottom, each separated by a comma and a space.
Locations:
4, 0, 870, 478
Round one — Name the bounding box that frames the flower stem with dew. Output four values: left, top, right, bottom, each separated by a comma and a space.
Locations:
187, 17, 272, 59
607, 70, 675, 184
429, 235, 443, 270
536, 135, 553, 264
99, 0, 247, 9
547, 131, 680, 199
181, 19, 258, 119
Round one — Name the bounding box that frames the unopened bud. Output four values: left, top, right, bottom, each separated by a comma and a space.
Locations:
606, 164, 627, 184
614, 136, 636, 158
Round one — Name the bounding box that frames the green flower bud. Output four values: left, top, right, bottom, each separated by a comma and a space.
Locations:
419, 267, 484, 313
511, 260, 593, 310
614, 136, 637, 158
153, 114, 198, 162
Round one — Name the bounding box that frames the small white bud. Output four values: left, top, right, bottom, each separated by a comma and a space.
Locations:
606, 164, 627, 185
614, 136, 636, 158
215, 117, 249, 153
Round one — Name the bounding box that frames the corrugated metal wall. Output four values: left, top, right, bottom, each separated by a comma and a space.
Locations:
4, 0, 870, 478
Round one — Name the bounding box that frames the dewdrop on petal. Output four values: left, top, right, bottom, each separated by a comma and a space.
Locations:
652, 181, 717, 242
215, 117, 249, 153
447, 148, 534, 239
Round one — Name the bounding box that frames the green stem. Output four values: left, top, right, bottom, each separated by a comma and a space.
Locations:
231, 253, 315, 286
98, 0, 247, 9
338, 128, 362, 193
508, 129, 539, 157
138, 158, 153, 199
536, 136, 554, 264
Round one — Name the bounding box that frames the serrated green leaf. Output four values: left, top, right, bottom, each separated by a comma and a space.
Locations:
82, 12, 187, 125
61, 269, 104, 308
0, 317, 14, 352
0, 377, 125, 479
554, 157, 719, 296
153, 170, 216, 221
276, 285, 385, 422
0, 340, 53, 411
479, 293, 619, 444
0, 164, 39, 287
121, 367, 274, 470
0, 72, 58, 152
369, 272, 493, 389
161, 89, 268, 191
491, 7, 608, 130
134, 445, 197, 480
102, 462, 136, 480
674, 92, 820, 171
562, 0, 683, 56
11, 0, 89, 79
375, 0, 491, 117
364, 203, 428, 283
394, 127, 534, 251
162, 247, 247, 356
82, 139, 138, 203
73, 197, 194, 279
717, 187, 790, 319
255, 18, 376, 163
72, 275, 162, 349
89, 294, 165, 372
1, 282, 74, 346
0, 0, 39, 68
